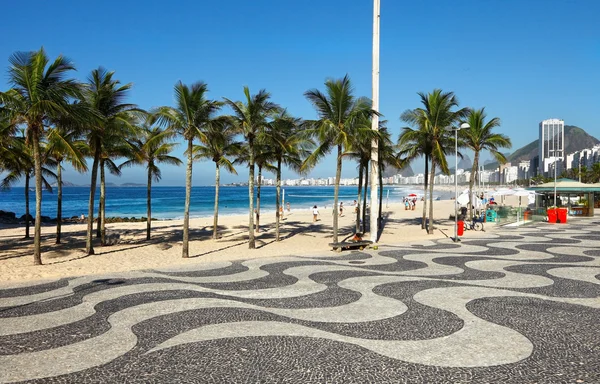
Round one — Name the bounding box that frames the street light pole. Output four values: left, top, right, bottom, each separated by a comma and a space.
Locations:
554, 153, 557, 207
451, 123, 470, 242
369, 0, 380, 243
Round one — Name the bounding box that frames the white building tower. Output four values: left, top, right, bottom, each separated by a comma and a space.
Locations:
538, 118, 564, 176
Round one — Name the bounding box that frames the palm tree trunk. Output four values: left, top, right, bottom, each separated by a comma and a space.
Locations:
98, 159, 105, 245
422, 154, 429, 230
146, 164, 152, 241
255, 164, 262, 233
86, 146, 101, 255
275, 159, 282, 241
356, 162, 363, 233
32, 129, 43, 265
248, 137, 256, 249
362, 162, 368, 233
24, 173, 31, 239
182, 138, 193, 258
56, 163, 62, 244
333, 144, 342, 243
212, 163, 220, 240
468, 152, 479, 222
428, 160, 436, 235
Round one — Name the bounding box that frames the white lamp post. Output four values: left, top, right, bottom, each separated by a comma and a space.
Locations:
449, 123, 470, 242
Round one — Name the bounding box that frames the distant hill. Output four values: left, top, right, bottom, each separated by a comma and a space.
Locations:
484, 125, 599, 169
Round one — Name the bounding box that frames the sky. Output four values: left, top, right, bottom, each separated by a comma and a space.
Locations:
1, 0, 598, 186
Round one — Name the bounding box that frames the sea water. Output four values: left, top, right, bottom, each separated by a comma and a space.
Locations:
0, 185, 450, 220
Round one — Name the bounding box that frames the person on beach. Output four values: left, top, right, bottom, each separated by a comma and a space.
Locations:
312, 205, 319, 222
339, 202, 344, 217
286, 202, 291, 212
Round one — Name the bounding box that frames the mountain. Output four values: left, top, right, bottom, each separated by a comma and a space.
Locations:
484, 125, 599, 169
383, 163, 414, 178
457, 154, 472, 171
51, 181, 78, 187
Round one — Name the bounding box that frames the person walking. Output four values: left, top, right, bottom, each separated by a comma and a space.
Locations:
339, 202, 344, 217
312, 205, 319, 222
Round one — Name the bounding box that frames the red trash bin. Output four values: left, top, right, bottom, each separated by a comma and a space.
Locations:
557, 208, 568, 224
547, 208, 557, 223
457, 220, 464, 236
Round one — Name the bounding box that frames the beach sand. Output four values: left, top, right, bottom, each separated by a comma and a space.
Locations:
0, 188, 516, 283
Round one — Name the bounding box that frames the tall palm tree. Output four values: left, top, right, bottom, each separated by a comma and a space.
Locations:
193, 121, 242, 239
461, 108, 511, 220
263, 110, 309, 241
4, 48, 81, 264
154, 81, 221, 257
302, 75, 374, 243
120, 125, 182, 240
224, 87, 278, 249
401, 90, 468, 234
83, 68, 137, 255
45, 119, 88, 244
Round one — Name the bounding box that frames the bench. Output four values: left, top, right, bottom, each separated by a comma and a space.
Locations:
329, 240, 373, 252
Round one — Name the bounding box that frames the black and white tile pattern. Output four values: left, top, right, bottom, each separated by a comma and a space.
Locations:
1, 220, 600, 383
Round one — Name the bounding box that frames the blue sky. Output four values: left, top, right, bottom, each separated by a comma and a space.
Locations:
1, 0, 598, 186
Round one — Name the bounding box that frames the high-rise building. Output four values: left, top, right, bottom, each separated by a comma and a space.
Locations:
538, 118, 564, 175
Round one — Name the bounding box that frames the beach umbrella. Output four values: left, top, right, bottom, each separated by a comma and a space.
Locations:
408, 193, 417, 197
456, 193, 470, 206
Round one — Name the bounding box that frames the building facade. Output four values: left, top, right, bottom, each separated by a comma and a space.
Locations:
538, 118, 564, 175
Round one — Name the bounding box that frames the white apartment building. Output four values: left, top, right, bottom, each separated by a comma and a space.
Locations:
503, 166, 519, 184
538, 118, 564, 175
517, 161, 530, 180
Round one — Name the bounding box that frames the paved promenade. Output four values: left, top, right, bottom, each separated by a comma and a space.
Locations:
1, 221, 599, 383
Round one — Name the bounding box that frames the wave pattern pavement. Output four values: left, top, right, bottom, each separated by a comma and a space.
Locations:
1, 221, 599, 383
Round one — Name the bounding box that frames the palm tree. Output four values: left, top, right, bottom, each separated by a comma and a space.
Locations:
2, 132, 56, 238
45, 119, 88, 244
377, 125, 404, 230
302, 75, 374, 243
193, 121, 241, 239
224, 87, 278, 249
235, 144, 277, 233
154, 81, 221, 257
399, 110, 432, 230
83, 68, 137, 255
263, 110, 308, 241
4, 48, 81, 264
460, 108, 511, 220
401, 90, 468, 234
590, 162, 600, 183
343, 116, 373, 234
120, 124, 182, 240
95, 125, 139, 245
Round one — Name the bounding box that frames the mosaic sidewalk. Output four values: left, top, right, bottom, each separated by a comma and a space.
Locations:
1, 221, 599, 383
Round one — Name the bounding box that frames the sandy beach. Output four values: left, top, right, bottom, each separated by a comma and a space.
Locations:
0, 187, 511, 283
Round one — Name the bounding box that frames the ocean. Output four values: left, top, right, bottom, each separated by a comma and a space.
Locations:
0, 185, 451, 220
